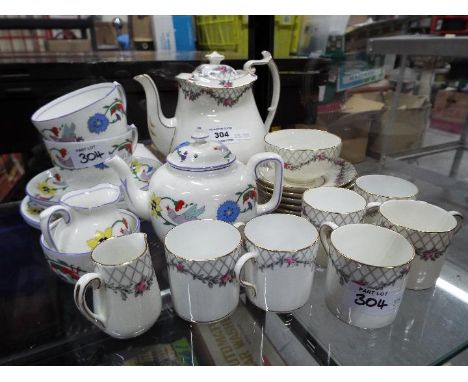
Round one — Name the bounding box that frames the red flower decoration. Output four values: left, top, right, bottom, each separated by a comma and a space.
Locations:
135, 280, 148, 293
250, 190, 257, 199
175, 200, 185, 212
54, 173, 62, 181
59, 148, 67, 158
285, 257, 296, 265
51, 127, 59, 136
221, 272, 233, 283
176, 263, 185, 272
123, 218, 128, 228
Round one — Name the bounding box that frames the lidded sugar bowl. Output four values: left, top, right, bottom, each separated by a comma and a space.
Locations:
106, 127, 284, 240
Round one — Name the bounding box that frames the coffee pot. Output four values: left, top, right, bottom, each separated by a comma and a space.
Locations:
105, 127, 284, 241
135, 51, 280, 163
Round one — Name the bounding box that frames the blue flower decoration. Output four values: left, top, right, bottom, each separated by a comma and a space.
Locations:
87, 113, 109, 134
216, 200, 240, 223
94, 162, 108, 170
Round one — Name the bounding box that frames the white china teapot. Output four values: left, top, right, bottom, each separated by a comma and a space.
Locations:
106, 127, 284, 241
135, 51, 280, 163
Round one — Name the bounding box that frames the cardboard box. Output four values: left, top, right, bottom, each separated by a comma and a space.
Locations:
316, 96, 384, 163
94, 21, 128, 47
431, 90, 468, 134
46, 39, 92, 52
363, 92, 431, 155
131, 15, 153, 40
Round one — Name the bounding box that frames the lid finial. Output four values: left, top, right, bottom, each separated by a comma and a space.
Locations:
191, 126, 209, 142
205, 51, 225, 65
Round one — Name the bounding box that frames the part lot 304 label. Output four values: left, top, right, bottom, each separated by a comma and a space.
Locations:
342, 282, 405, 316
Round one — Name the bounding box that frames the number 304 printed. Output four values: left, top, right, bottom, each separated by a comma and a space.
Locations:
354, 294, 388, 310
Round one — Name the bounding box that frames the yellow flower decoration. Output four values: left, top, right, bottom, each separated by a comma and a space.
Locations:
150, 194, 162, 216
131, 160, 142, 174
86, 227, 113, 250
27, 203, 44, 216
37, 180, 57, 197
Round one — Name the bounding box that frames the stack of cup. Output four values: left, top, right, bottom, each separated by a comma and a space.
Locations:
31, 82, 137, 190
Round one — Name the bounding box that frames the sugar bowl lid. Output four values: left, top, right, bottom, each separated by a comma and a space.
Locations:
166, 127, 236, 172
175, 51, 257, 89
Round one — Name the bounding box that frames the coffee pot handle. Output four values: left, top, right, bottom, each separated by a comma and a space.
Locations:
234, 251, 259, 297
113, 81, 127, 111
243, 51, 280, 133
39, 205, 72, 251
247, 152, 284, 216
128, 124, 139, 154
74, 273, 107, 331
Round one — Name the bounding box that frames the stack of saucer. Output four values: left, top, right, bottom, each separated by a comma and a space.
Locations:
258, 129, 358, 216
20, 82, 161, 229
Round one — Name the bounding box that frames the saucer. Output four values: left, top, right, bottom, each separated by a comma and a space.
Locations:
257, 158, 357, 194
26, 155, 162, 207
20, 196, 46, 229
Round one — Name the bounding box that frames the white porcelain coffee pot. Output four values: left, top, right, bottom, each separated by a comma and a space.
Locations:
135, 51, 280, 163
106, 127, 284, 241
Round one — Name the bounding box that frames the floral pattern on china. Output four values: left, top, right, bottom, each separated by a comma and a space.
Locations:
105, 126, 284, 241
40, 98, 125, 141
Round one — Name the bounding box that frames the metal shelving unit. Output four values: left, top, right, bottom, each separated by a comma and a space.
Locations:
367, 35, 468, 177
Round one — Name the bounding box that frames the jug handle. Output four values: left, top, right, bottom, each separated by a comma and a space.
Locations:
243, 51, 280, 134
74, 273, 107, 331
247, 152, 284, 216
39, 205, 72, 252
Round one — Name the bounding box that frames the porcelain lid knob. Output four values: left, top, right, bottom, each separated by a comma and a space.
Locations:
205, 51, 225, 64
190, 127, 209, 142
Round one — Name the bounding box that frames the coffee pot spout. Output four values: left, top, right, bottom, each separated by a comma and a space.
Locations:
134, 74, 177, 156
105, 155, 151, 221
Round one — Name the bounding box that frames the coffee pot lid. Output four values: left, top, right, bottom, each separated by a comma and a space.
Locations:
176, 51, 256, 89
166, 127, 236, 172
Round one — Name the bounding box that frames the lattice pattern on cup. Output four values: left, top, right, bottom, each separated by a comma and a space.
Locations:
165, 247, 242, 288
245, 238, 316, 272
302, 203, 365, 228
380, 215, 454, 262
327, 243, 411, 290
265, 143, 342, 173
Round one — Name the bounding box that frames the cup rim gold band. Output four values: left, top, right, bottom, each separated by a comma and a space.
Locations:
354, 182, 419, 200
91, 233, 149, 267
325, 225, 415, 269
380, 208, 459, 234
165, 241, 242, 262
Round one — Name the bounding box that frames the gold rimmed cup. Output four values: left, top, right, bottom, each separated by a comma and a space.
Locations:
319, 223, 414, 329
234, 213, 319, 312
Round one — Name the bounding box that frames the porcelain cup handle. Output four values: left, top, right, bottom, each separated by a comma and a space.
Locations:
449, 211, 464, 235
39, 205, 72, 251
319, 221, 338, 256
247, 152, 284, 216
113, 81, 127, 111
74, 273, 107, 331
243, 51, 280, 133
234, 251, 258, 297
128, 124, 139, 154
233, 221, 246, 243
363, 202, 381, 222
